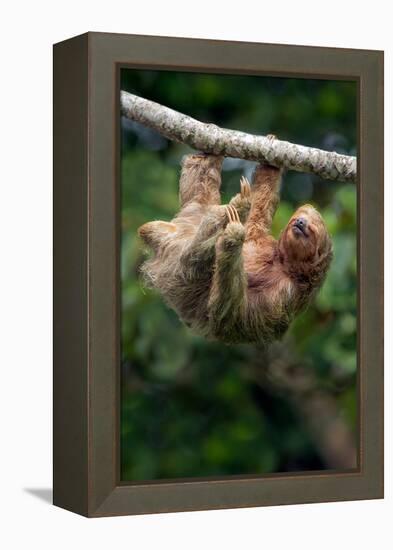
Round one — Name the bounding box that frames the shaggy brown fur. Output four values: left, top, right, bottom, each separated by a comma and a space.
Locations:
138, 153, 333, 344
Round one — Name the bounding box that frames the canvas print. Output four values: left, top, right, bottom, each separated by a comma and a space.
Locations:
120, 69, 357, 482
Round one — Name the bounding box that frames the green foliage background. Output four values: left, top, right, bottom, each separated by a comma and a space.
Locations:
120, 70, 357, 481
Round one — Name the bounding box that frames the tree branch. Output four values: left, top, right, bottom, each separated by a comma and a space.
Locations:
121, 90, 356, 183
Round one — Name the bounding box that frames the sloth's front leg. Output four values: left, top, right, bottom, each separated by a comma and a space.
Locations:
208, 205, 248, 339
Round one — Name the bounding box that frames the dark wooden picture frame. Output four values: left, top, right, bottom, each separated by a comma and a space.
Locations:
53, 32, 383, 517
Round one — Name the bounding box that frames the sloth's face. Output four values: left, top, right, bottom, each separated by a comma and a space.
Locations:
279, 204, 332, 265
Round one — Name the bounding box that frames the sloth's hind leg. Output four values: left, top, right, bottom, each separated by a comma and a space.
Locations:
179, 153, 223, 208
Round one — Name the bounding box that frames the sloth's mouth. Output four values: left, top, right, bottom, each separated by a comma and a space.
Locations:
292, 221, 308, 237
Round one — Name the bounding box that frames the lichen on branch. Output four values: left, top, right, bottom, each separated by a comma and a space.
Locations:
121, 90, 356, 183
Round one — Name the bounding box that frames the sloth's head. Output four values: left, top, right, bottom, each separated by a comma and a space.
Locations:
278, 204, 333, 285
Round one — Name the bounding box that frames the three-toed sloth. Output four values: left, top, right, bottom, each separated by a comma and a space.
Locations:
138, 153, 333, 345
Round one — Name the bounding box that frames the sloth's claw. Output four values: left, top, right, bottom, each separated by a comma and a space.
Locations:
225, 204, 241, 224
240, 176, 251, 198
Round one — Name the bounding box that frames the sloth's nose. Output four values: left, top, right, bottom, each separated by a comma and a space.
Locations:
294, 217, 307, 228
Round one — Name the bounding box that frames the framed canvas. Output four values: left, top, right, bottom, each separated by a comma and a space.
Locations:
53, 32, 384, 517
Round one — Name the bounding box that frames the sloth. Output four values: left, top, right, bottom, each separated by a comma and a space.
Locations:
138, 152, 333, 345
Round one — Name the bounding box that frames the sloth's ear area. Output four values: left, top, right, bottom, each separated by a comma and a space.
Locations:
316, 229, 333, 258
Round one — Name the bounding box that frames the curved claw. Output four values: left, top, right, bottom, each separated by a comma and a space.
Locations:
240, 176, 251, 198
225, 204, 241, 224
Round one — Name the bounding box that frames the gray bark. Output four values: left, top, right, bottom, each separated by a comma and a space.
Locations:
121, 90, 356, 183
